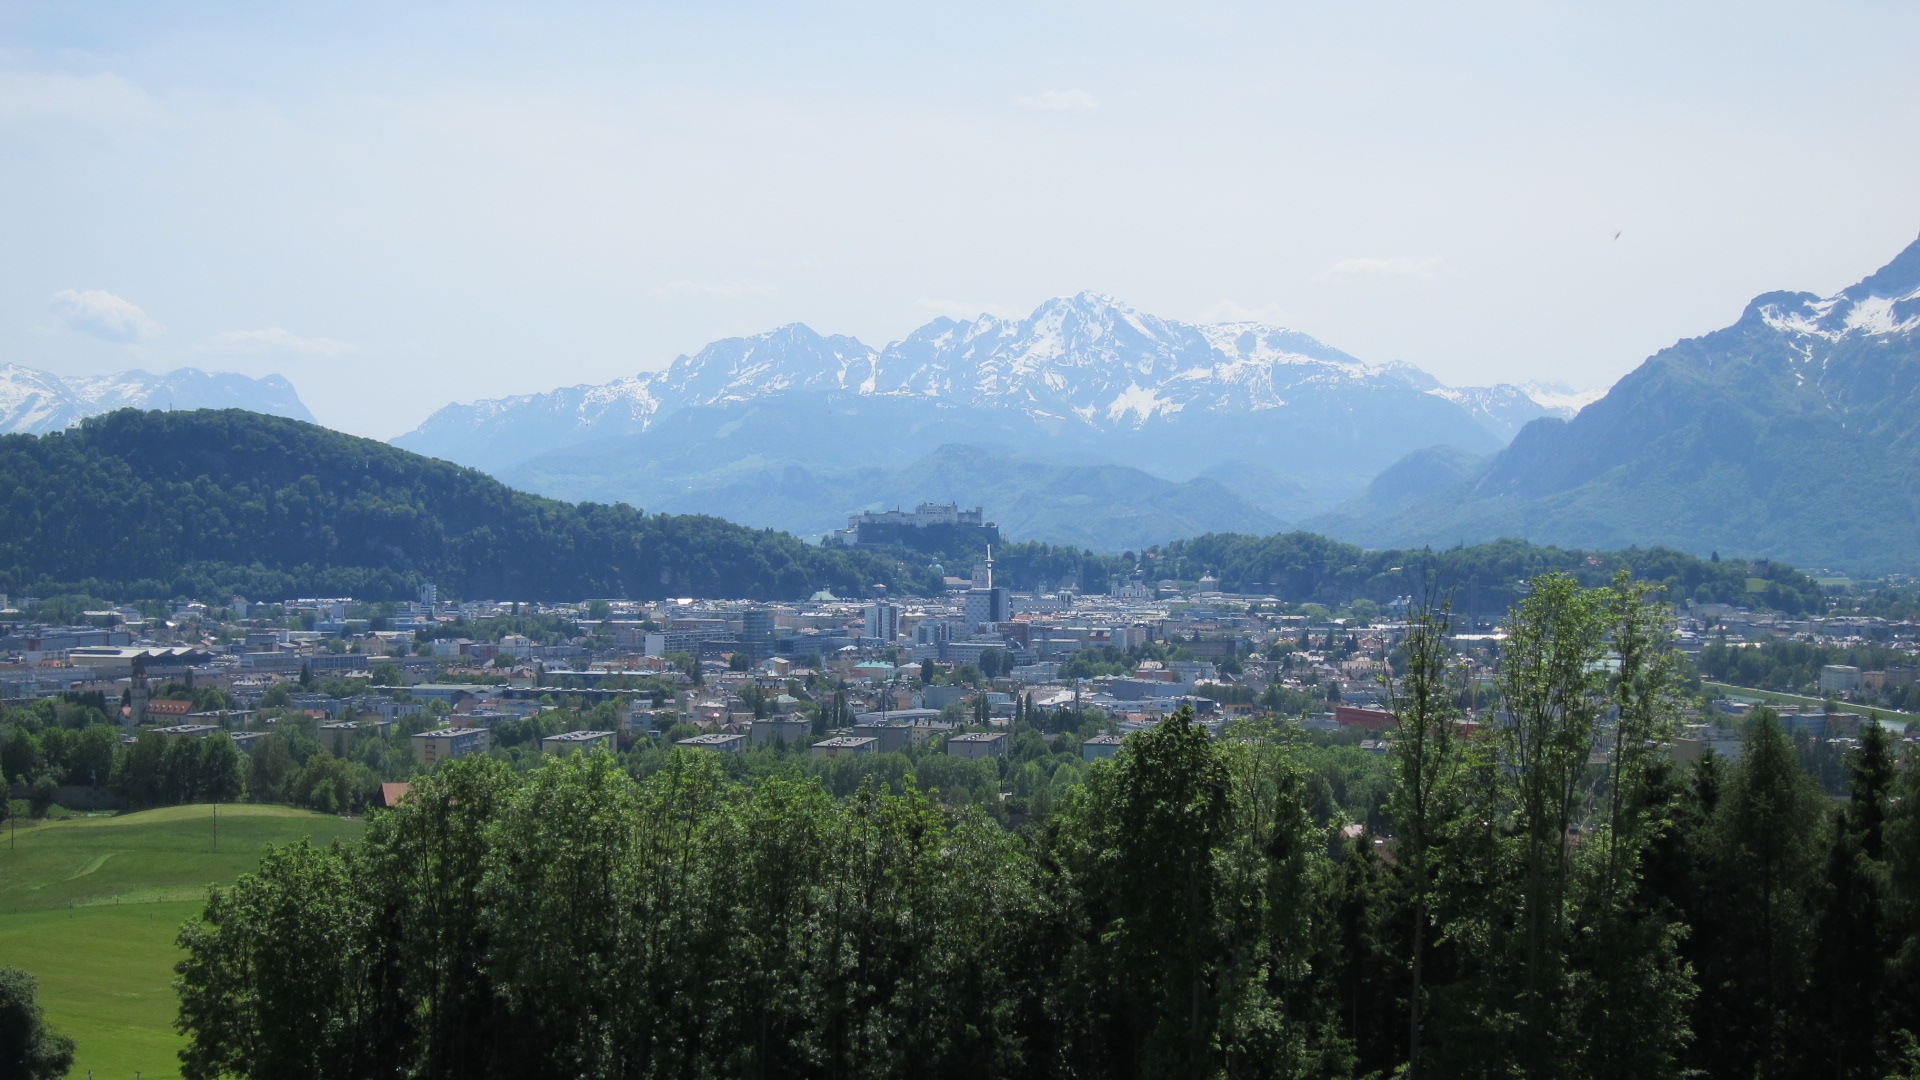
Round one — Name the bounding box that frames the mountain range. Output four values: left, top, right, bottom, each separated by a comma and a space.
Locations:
16, 231, 1917, 574
393, 295, 1588, 541
1311, 232, 1920, 573
0, 364, 315, 435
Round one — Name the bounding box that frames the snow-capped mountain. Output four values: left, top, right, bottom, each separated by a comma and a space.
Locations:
1310, 230, 1920, 572
0, 364, 316, 435
398, 293, 1581, 474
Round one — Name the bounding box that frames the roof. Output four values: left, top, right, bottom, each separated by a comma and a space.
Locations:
1085, 734, 1125, 745
678, 733, 745, 745
381, 782, 413, 808
542, 729, 616, 742
815, 736, 877, 747
950, 732, 1006, 742
70, 646, 209, 659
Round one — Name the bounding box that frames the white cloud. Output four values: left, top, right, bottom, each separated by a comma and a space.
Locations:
1319, 256, 1442, 280
1013, 88, 1098, 112
48, 289, 162, 342
654, 279, 777, 299
202, 327, 355, 358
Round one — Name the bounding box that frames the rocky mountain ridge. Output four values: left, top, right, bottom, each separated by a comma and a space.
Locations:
0, 364, 315, 435
394, 293, 1585, 476
1310, 231, 1920, 571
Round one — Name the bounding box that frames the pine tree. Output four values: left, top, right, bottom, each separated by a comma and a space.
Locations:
1705, 710, 1828, 1077
1795, 720, 1898, 1077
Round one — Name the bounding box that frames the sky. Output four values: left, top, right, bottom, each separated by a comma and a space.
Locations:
2, 0, 1917, 439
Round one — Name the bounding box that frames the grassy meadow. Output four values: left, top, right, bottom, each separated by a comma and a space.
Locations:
0, 804, 363, 1079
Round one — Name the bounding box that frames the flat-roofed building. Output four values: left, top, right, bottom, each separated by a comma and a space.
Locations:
152, 723, 222, 744
541, 730, 616, 755
946, 731, 1008, 759
750, 717, 811, 748
1082, 733, 1125, 762
411, 726, 490, 765
318, 719, 394, 756
678, 732, 747, 754
1820, 665, 1863, 693
811, 736, 878, 759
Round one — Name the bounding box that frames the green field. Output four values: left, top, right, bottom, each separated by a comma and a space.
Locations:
0, 804, 363, 1079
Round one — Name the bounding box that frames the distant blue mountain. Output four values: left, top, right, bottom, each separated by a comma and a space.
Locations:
395, 294, 1581, 547
0, 364, 315, 434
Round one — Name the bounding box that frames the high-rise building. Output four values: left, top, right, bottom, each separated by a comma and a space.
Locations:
964, 588, 1010, 632
864, 602, 902, 642
419, 582, 438, 611
740, 606, 778, 661
963, 546, 1011, 632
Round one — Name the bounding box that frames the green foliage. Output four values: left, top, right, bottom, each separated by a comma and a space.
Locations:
0, 408, 936, 601
0, 967, 76, 1080
145, 573, 1916, 1079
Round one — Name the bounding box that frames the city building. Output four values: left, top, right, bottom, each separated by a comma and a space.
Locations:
946, 732, 1008, 759
864, 601, 902, 642
541, 730, 616, 755
1819, 665, 1863, 693
811, 736, 878, 758
750, 717, 812, 747
151, 723, 222, 744
318, 719, 392, 755
1082, 733, 1125, 761
678, 732, 747, 754
845, 503, 997, 547
740, 607, 778, 662
411, 726, 489, 765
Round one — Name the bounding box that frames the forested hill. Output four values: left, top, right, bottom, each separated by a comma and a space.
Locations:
0, 409, 1824, 610
0, 409, 939, 601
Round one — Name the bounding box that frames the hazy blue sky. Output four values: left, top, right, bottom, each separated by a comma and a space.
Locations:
4, 1, 1916, 437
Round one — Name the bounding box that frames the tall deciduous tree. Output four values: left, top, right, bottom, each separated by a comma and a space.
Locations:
1384, 588, 1462, 1078
1054, 707, 1229, 1078
1499, 571, 1610, 1066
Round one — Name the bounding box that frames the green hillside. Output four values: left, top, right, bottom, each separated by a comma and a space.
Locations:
1314, 233, 1920, 573
0, 804, 363, 1080
0, 408, 939, 601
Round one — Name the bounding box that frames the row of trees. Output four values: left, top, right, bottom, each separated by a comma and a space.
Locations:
173, 575, 1920, 1079
1700, 636, 1920, 707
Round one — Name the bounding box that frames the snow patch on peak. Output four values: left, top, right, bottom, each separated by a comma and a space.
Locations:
1105, 383, 1182, 425
1520, 382, 1605, 413
1843, 295, 1920, 336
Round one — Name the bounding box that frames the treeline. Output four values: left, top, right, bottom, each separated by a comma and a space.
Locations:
175, 574, 1920, 1079
886, 530, 1823, 617
0, 410, 1828, 613
1142, 532, 1824, 615
0, 409, 936, 601
1702, 638, 1920, 707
